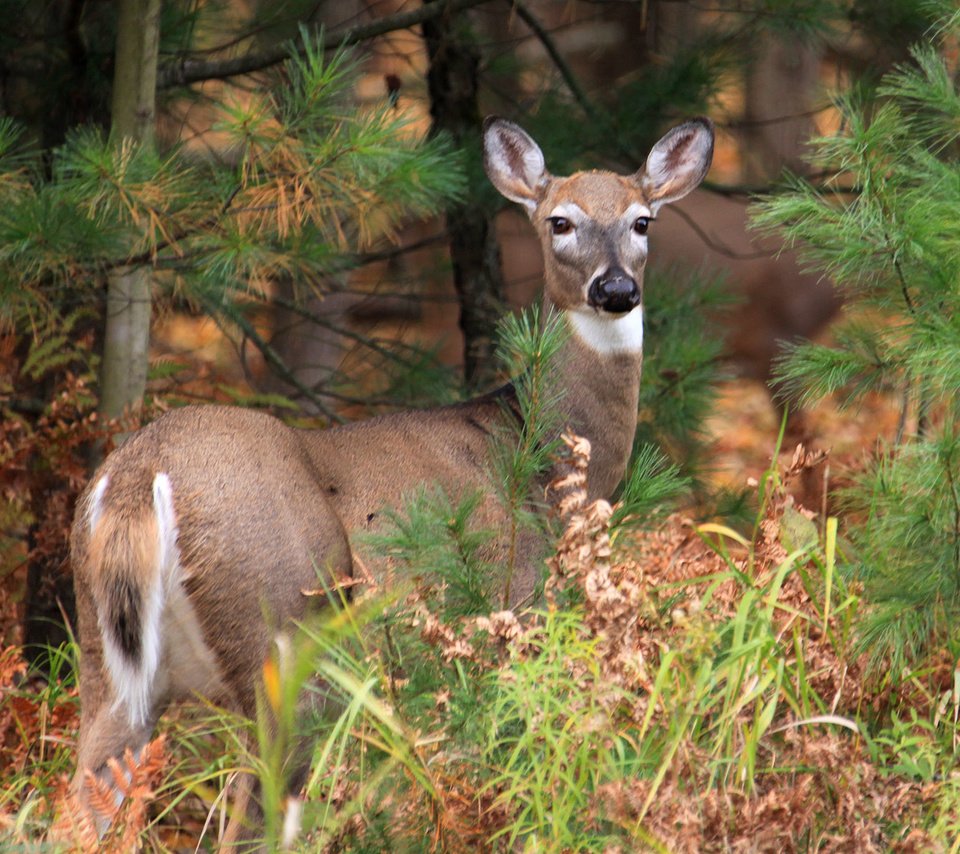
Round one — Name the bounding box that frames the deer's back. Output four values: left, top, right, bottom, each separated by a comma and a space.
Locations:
75, 393, 514, 590
300, 390, 509, 529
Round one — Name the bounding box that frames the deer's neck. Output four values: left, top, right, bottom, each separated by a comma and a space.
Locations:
547, 303, 644, 499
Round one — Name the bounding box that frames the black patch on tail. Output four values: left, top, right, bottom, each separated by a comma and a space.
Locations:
106, 575, 142, 663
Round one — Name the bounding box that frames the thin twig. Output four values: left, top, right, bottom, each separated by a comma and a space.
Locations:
200, 292, 343, 422
664, 202, 772, 261
507, 0, 606, 128
270, 293, 424, 369
894, 376, 911, 446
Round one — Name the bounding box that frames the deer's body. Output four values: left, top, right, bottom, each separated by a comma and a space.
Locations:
70, 116, 713, 846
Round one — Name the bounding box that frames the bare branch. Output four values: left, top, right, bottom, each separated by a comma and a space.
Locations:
506, 0, 606, 128
271, 293, 434, 370
158, 0, 495, 89
198, 291, 343, 422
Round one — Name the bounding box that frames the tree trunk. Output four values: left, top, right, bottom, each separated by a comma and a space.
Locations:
99, 268, 153, 418
742, 38, 820, 183
99, 0, 161, 419
422, 1, 505, 390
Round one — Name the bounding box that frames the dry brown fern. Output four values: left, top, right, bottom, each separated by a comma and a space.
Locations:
545, 431, 653, 693
51, 735, 168, 852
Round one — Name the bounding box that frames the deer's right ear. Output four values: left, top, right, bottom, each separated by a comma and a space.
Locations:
482, 117, 548, 214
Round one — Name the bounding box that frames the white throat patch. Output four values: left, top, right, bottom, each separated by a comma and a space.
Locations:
568, 307, 644, 355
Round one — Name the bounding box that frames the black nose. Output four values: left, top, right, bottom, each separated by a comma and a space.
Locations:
588, 269, 641, 314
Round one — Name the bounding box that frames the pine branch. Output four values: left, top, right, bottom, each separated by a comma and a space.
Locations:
93, 211, 447, 277
157, 0, 496, 89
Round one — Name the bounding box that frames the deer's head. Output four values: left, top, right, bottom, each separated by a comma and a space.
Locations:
483, 116, 714, 330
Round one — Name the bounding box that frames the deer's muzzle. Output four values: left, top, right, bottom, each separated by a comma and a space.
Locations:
588, 269, 641, 314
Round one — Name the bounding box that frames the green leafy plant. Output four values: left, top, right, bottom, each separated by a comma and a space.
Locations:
484, 609, 630, 852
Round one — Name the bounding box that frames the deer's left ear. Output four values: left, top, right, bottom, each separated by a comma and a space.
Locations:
636, 117, 714, 214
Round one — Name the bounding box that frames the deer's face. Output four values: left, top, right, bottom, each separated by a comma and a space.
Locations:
534, 171, 652, 315
483, 116, 714, 337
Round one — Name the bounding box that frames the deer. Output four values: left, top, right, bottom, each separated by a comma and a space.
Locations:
68, 115, 714, 847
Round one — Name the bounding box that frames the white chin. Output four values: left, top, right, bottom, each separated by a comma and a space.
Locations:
568, 307, 644, 355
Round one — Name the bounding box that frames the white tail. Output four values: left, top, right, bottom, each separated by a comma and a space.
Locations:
70, 115, 714, 847
85, 473, 179, 728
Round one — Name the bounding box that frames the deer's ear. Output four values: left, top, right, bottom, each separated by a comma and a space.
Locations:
637, 117, 714, 213
483, 117, 549, 214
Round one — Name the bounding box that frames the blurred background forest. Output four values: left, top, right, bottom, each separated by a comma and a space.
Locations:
2, 0, 960, 850
0, 0, 934, 653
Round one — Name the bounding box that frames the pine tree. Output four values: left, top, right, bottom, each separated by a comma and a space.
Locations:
0, 37, 465, 387
751, 13, 960, 673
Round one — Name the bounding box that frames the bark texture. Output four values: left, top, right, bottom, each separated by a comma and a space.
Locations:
99, 0, 161, 420
422, 0, 505, 389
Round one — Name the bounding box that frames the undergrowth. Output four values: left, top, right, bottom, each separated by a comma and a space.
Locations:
4, 432, 959, 851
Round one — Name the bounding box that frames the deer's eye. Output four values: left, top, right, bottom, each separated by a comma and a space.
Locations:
548, 217, 574, 235
633, 216, 651, 235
